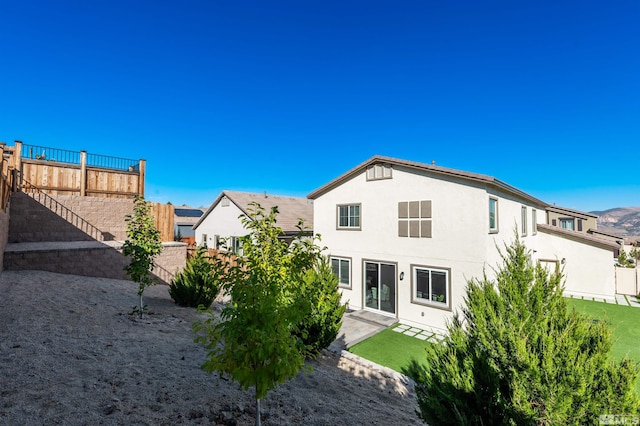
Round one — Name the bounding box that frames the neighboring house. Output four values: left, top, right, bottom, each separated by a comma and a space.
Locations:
174, 206, 205, 244
308, 156, 620, 334
546, 205, 597, 233
193, 191, 314, 252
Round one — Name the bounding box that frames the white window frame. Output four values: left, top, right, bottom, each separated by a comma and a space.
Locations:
230, 236, 243, 255
489, 197, 499, 233
532, 209, 537, 235
521, 206, 527, 236
331, 257, 351, 289
337, 204, 361, 230
411, 265, 451, 310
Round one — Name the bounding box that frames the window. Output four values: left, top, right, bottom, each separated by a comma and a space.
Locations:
366, 163, 392, 180
337, 204, 361, 229
577, 219, 583, 232
398, 200, 432, 238
521, 206, 527, 236
221, 196, 230, 207
532, 209, 537, 235
201, 234, 208, 247
331, 257, 351, 289
559, 218, 575, 230
230, 236, 243, 255
489, 198, 499, 233
213, 235, 220, 249
412, 265, 450, 309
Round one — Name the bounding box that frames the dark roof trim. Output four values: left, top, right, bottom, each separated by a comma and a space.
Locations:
546, 205, 598, 219
537, 223, 620, 250
307, 155, 548, 207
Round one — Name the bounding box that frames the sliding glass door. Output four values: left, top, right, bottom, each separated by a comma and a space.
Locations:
364, 261, 396, 314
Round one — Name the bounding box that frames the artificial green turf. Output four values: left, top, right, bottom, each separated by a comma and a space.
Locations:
350, 300, 640, 392
348, 327, 432, 373
567, 298, 640, 362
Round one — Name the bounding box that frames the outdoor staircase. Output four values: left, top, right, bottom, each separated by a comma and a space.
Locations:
3, 184, 128, 279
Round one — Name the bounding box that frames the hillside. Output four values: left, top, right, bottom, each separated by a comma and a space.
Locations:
592, 207, 640, 242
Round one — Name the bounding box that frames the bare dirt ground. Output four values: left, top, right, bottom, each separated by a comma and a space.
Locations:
0, 270, 419, 425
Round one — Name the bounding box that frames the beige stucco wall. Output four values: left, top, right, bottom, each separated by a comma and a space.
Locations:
546, 211, 597, 232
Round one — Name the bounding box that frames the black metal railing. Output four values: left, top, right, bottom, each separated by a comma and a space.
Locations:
20, 143, 140, 172
86, 152, 140, 171
21, 144, 79, 165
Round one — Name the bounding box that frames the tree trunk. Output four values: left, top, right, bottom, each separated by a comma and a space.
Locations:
255, 398, 261, 426
139, 294, 144, 318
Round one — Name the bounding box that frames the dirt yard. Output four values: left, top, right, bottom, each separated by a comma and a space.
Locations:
0, 270, 420, 425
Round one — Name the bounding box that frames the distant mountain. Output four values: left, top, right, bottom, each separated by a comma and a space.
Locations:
592, 207, 640, 243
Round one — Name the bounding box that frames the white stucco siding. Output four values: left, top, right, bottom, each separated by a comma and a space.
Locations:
314, 167, 503, 332
483, 190, 544, 277
194, 203, 247, 247
535, 231, 616, 300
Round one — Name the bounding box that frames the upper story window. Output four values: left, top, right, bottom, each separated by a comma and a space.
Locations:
337, 204, 361, 230
366, 163, 392, 181
412, 265, 450, 309
221, 196, 230, 207
560, 218, 575, 231
489, 197, 499, 233
521, 206, 527, 236
532, 209, 537, 235
398, 200, 432, 238
331, 257, 351, 289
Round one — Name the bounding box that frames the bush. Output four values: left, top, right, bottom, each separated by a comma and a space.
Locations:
405, 236, 639, 425
294, 256, 346, 357
169, 246, 220, 308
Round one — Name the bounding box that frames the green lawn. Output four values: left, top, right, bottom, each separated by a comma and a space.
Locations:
350, 299, 640, 393
348, 327, 433, 373
567, 298, 640, 361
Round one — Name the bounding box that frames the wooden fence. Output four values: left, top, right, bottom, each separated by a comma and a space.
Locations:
151, 202, 175, 243
7, 141, 145, 198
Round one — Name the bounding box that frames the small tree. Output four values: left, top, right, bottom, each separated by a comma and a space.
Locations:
193, 203, 331, 425
405, 236, 639, 425
123, 195, 163, 318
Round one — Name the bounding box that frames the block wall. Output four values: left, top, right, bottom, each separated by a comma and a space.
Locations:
4, 242, 187, 284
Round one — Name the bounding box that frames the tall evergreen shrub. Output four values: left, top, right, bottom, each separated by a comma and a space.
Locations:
405, 236, 639, 425
169, 245, 221, 308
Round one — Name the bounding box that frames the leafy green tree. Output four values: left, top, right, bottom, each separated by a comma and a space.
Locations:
294, 256, 346, 357
169, 245, 222, 308
193, 203, 337, 425
123, 195, 163, 318
405, 236, 639, 425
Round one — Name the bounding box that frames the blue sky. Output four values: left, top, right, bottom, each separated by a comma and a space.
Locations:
1, 1, 638, 212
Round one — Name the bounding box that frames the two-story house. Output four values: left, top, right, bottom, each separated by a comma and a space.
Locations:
193, 191, 314, 252
308, 156, 620, 333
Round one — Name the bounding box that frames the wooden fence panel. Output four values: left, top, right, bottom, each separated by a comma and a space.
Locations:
151, 202, 175, 242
